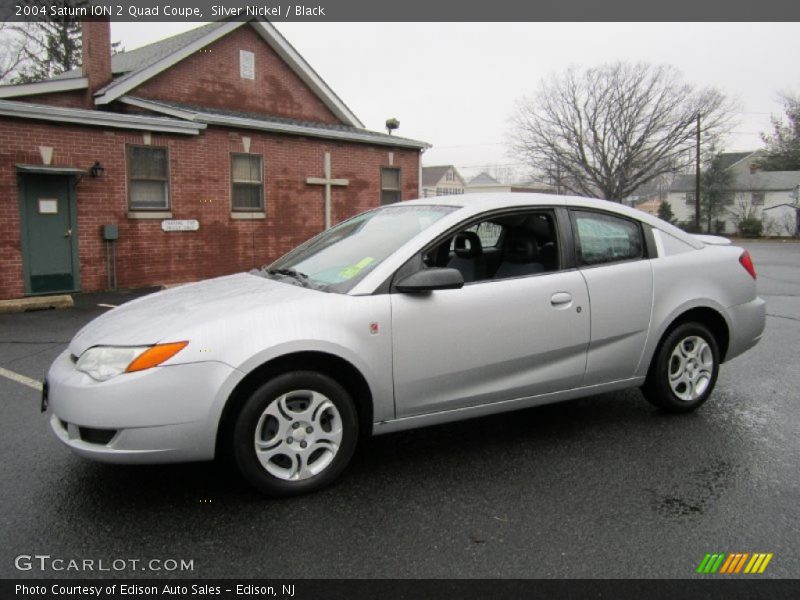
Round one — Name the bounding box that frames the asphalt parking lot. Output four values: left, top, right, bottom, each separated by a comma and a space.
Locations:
1, 242, 798, 579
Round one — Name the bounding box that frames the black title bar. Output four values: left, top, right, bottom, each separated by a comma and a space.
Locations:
3, 579, 800, 600
1, 0, 800, 22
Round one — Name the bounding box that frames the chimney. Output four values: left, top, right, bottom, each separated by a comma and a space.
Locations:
81, 19, 112, 103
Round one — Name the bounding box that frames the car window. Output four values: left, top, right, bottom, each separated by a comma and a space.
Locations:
266, 204, 458, 293
417, 210, 561, 285
473, 222, 503, 248
571, 210, 643, 266
449, 221, 504, 251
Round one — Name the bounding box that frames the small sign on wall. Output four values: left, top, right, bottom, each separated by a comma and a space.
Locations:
161, 219, 199, 232
38, 198, 58, 215
240, 50, 255, 80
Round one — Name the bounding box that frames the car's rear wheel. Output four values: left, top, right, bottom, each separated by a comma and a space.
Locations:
232, 371, 358, 496
642, 322, 720, 413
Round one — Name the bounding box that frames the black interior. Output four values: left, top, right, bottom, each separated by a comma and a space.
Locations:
423, 211, 559, 283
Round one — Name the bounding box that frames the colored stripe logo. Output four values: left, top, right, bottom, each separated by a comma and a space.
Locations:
696, 552, 773, 574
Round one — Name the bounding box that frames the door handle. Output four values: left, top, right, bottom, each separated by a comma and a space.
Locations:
550, 292, 573, 306
64, 228, 72, 238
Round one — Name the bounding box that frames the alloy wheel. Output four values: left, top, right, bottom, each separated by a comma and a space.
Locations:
668, 335, 714, 401
253, 390, 343, 481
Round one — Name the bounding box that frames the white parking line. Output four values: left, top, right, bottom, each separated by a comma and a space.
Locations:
0, 366, 43, 391
97, 303, 117, 308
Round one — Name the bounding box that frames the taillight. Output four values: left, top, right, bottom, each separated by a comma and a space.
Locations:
739, 250, 756, 280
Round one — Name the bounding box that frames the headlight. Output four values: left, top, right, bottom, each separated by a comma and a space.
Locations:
76, 342, 188, 382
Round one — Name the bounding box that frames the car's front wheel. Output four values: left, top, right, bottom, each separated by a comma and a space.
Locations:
232, 371, 358, 496
642, 322, 720, 413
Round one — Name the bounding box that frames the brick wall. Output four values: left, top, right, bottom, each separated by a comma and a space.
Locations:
16, 90, 90, 109
0, 117, 420, 299
81, 20, 113, 98
130, 25, 342, 124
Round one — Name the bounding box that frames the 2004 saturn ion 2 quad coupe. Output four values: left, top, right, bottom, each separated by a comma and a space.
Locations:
45, 194, 766, 496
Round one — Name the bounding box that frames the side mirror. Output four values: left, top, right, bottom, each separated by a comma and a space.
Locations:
395, 268, 464, 293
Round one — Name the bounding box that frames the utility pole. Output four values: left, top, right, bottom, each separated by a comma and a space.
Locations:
695, 113, 701, 231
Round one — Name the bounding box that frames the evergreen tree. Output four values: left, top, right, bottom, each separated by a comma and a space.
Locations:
657, 200, 675, 223
756, 94, 800, 171
700, 149, 734, 233
12, 12, 123, 84
12, 20, 83, 83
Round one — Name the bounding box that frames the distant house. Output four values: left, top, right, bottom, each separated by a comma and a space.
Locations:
421, 165, 465, 197
633, 195, 663, 217
665, 151, 800, 236
465, 172, 555, 194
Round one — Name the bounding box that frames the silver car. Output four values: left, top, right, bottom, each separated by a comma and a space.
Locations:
45, 194, 766, 496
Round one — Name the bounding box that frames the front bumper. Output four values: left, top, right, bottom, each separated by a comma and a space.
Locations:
725, 296, 767, 362
47, 349, 238, 464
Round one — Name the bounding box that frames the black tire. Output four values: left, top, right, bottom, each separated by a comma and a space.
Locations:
231, 370, 358, 497
642, 321, 720, 413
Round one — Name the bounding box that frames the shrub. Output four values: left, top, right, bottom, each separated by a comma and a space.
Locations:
737, 218, 763, 238
677, 221, 701, 233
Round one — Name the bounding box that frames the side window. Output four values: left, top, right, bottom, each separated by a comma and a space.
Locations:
420, 210, 561, 284
571, 210, 644, 266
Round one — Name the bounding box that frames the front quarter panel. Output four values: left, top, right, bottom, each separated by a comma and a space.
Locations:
183, 292, 395, 427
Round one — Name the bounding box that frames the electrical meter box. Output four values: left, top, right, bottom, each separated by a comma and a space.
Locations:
102, 224, 118, 241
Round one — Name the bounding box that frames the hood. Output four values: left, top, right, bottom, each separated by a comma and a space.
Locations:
69, 273, 317, 356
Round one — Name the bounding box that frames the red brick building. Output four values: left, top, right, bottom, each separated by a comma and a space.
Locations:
0, 20, 427, 300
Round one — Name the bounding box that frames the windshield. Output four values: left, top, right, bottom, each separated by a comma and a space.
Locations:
263, 205, 458, 293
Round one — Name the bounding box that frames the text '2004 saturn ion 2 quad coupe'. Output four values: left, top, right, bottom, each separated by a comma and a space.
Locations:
45, 194, 765, 496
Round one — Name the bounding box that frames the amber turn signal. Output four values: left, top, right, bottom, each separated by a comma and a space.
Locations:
126, 341, 189, 373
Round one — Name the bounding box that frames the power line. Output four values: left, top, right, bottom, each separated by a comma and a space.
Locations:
449, 162, 530, 169
432, 142, 506, 149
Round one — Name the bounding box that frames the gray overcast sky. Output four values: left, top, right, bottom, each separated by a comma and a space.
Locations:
112, 22, 800, 179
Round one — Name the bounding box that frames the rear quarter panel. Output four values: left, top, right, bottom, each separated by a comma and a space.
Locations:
637, 244, 757, 376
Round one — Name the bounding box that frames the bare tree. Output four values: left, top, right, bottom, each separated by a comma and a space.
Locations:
780, 211, 798, 237
509, 62, 735, 201
762, 215, 779, 237
0, 23, 25, 82
481, 164, 528, 185
727, 193, 759, 225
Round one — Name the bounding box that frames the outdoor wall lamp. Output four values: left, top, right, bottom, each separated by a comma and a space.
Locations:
89, 161, 105, 178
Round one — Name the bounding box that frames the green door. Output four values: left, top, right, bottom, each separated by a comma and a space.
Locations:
20, 175, 79, 294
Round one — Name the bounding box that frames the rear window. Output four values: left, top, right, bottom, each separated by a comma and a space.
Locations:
571, 211, 644, 266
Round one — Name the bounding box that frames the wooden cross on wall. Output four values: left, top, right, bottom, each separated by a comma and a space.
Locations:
306, 152, 349, 229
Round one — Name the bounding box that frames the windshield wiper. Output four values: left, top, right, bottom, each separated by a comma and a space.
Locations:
266, 267, 308, 280
262, 267, 313, 288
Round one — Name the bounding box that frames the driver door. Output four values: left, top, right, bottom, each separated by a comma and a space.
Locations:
390, 211, 590, 418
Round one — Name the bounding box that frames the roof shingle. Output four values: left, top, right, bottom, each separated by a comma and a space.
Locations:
125, 97, 429, 149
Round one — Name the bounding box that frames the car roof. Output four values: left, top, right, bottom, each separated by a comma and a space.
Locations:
400, 193, 704, 249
